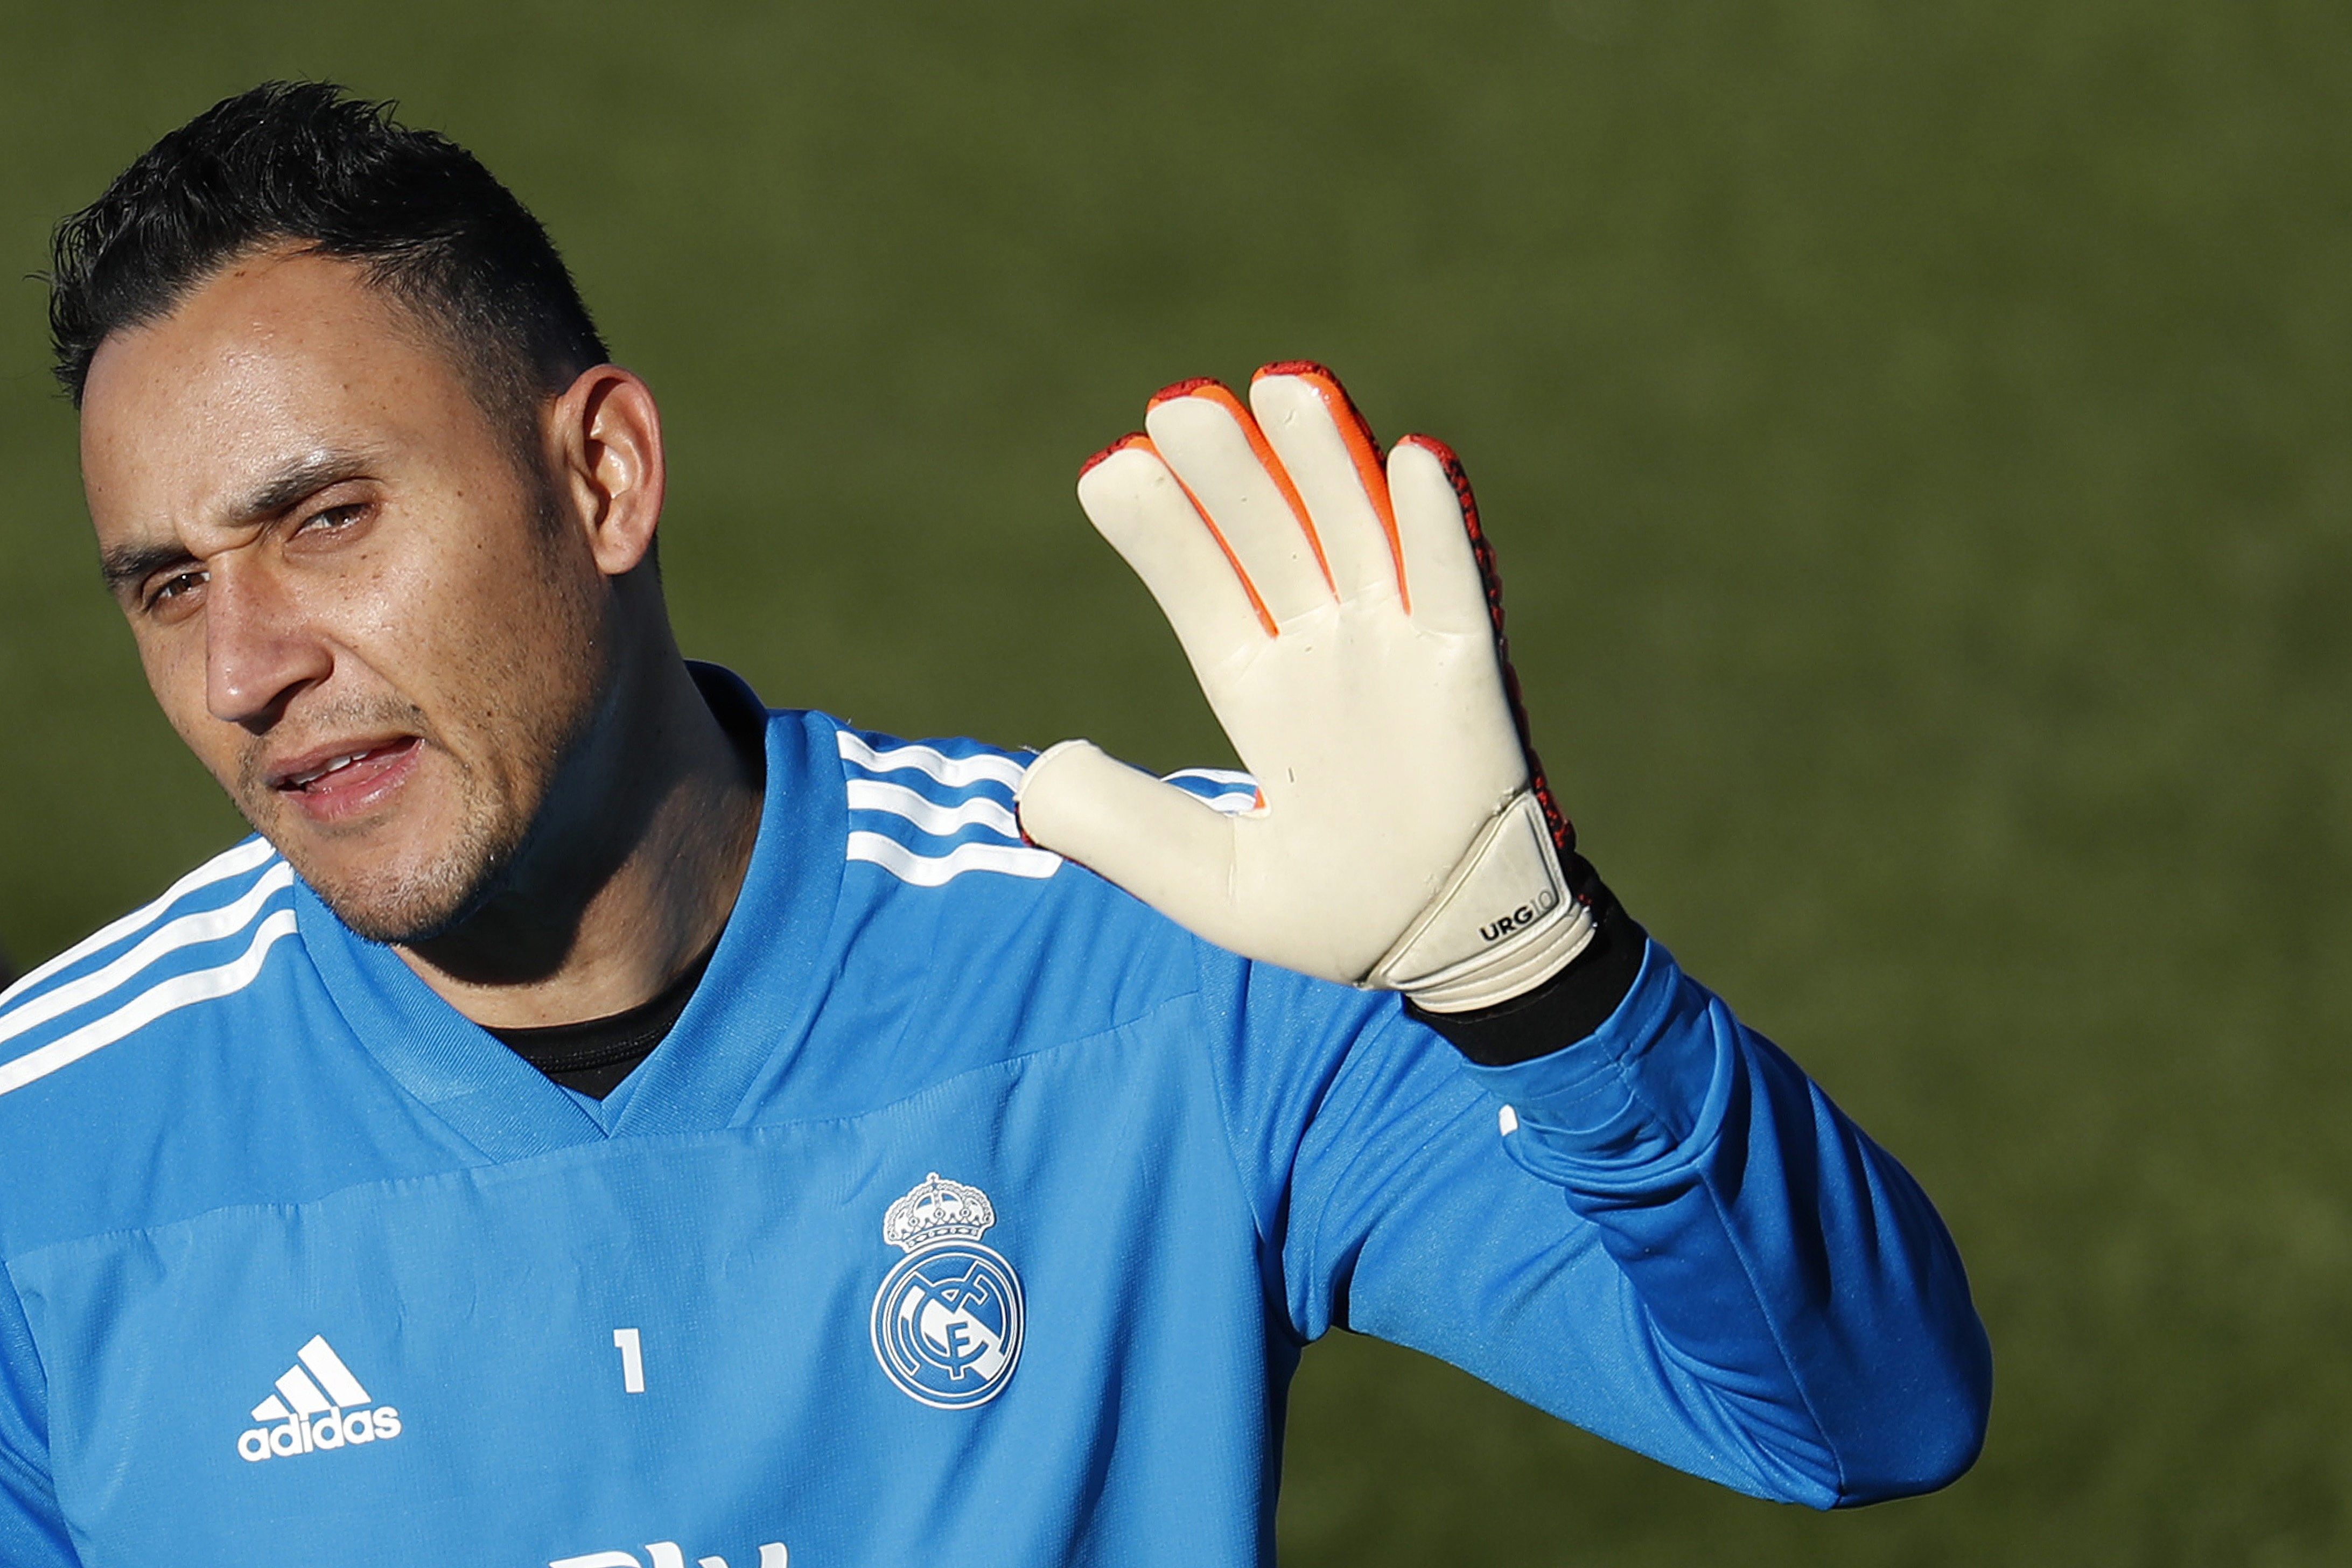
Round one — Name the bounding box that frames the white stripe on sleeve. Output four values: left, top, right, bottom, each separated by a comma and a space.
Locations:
0, 862, 295, 1050
0, 909, 299, 1098
0, 838, 278, 1012
837, 731, 1027, 792
845, 778, 1021, 841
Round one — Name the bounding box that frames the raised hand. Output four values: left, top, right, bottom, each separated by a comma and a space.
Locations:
1017, 364, 1594, 1012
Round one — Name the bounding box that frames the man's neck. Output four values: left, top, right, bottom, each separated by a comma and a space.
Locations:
394, 656, 765, 1031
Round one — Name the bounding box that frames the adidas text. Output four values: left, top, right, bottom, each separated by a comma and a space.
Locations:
237, 1404, 401, 1462
236, 1334, 403, 1462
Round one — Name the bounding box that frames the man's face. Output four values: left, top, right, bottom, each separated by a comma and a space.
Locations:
79, 248, 608, 943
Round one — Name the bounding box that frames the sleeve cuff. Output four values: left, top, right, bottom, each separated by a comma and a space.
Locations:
1453, 937, 1730, 1179
1408, 854, 1646, 1067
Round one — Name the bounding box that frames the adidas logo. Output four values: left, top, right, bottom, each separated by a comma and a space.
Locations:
235, 1335, 402, 1463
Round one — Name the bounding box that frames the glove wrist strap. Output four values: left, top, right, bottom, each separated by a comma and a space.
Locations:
1364, 788, 1599, 1013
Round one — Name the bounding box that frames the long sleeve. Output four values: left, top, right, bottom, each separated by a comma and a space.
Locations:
1201, 936, 1990, 1508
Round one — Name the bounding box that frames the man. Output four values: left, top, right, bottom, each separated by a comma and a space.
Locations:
0, 83, 1989, 1566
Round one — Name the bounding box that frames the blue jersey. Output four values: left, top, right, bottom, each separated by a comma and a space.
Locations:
0, 671, 1987, 1567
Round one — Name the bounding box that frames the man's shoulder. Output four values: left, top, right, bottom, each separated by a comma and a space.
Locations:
807, 713, 1257, 1000
767, 715, 1288, 1111
0, 837, 303, 1116
818, 713, 1256, 893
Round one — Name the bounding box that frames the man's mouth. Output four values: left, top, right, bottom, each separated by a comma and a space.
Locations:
265, 737, 424, 816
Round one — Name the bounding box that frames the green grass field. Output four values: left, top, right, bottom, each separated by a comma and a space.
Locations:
3, 2, 2347, 1560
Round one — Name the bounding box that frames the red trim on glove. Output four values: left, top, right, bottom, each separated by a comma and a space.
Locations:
1147, 377, 1222, 408
1079, 432, 1150, 478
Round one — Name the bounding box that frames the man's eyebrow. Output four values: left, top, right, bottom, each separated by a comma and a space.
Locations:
100, 540, 199, 596
223, 447, 383, 523
98, 448, 385, 597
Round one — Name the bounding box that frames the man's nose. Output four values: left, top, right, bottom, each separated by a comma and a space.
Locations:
204, 566, 332, 729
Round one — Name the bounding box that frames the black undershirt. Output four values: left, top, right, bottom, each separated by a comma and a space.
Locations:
485, 941, 717, 1099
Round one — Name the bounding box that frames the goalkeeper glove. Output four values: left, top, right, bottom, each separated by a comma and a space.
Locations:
1016, 362, 1594, 1013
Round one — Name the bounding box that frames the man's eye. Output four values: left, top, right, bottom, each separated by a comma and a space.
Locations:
149, 570, 207, 607
298, 503, 368, 534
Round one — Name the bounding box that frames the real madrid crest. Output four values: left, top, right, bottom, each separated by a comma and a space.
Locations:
870, 1172, 1025, 1409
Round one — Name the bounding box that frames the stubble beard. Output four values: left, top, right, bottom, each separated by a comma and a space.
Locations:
228, 697, 554, 947
309, 771, 536, 948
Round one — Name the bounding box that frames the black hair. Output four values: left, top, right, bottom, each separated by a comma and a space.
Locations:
46, 81, 608, 444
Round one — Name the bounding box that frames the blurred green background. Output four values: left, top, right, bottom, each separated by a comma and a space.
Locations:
2, 0, 2346, 1561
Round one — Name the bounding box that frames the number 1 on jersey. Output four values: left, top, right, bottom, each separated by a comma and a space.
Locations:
614, 1327, 646, 1394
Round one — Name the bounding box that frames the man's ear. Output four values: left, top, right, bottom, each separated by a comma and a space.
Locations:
547, 365, 667, 577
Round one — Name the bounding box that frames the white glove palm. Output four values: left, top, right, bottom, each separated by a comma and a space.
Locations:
1017, 364, 1593, 1012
